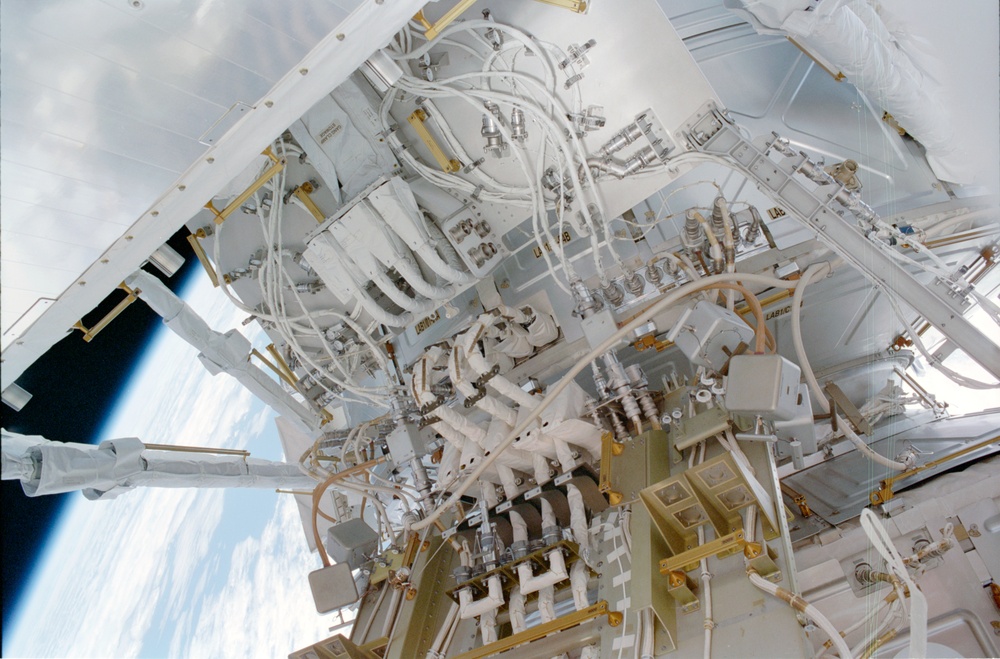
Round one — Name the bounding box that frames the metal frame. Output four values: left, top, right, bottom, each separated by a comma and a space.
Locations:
680, 101, 1000, 381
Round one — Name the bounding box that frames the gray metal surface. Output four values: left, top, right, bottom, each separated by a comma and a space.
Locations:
785, 412, 1000, 525
0, 0, 360, 335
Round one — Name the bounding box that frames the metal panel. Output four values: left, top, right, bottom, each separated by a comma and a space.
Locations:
393, 0, 720, 235
0, 0, 378, 344
785, 412, 1000, 525
1, 0, 430, 381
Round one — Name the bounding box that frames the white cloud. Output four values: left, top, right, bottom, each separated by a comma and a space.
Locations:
181, 495, 341, 659
5, 274, 324, 659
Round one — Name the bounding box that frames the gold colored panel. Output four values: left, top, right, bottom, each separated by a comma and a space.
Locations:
659, 529, 745, 573
406, 109, 461, 173
609, 429, 672, 506
452, 600, 620, 659
629, 505, 678, 654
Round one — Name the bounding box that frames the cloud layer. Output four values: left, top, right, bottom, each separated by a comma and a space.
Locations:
6, 274, 334, 658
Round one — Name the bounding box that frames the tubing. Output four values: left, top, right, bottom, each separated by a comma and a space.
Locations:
458, 574, 504, 619
747, 570, 853, 659
537, 585, 557, 623
450, 341, 518, 426
409, 271, 811, 532
461, 315, 537, 408
789, 262, 910, 470
566, 483, 591, 559
427, 602, 458, 659
840, 418, 910, 471
416, 242, 476, 285
692, 211, 724, 272
517, 549, 568, 594
791, 263, 833, 412
509, 587, 528, 634
860, 509, 928, 658
571, 559, 590, 611
394, 257, 459, 301
479, 608, 498, 645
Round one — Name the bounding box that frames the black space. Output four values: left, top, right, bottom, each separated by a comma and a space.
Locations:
1, 229, 199, 632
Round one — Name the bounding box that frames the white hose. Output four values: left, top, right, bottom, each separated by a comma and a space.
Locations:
537, 585, 557, 623
509, 587, 527, 634
860, 509, 927, 658
789, 262, 910, 471
840, 417, 911, 471
410, 271, 810, 532
566, 483, 591, 560
790, 262, 833, 412
747, 570, 853, 659
570, 559, 590, 611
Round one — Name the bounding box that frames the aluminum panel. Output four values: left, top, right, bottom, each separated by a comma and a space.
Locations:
1, 234, 103, 275
1, 261, 80, 298
2, 121, 180, 190
785, 413, 1000, 525
2, 77, 202, 173
0, 199, 126, 245
19, 3, 270, 107
0, 0, 379, 342
0, 161, 134, 225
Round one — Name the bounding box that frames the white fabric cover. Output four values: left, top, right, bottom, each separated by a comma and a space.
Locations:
125, 270, 320, 431
726, 0, 967, 182
1, 430, 315, 500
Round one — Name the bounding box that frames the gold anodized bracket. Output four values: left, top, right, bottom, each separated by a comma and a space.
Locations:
186, 231, 220, 287
452, 600, 621, 659
291, 181, 326, 223
251, 348, 299, 391
407, 108, 462, 173
414, 0, 477, 41
659, 529, 746, 574
73, 282, 139, 343
205, 147, 285, 225
533, 0, 589, 13
870, 435, 999, 505
599, 431, 625, 505
265, 343, 298, 384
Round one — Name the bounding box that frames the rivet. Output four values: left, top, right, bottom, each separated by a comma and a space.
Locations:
264, 100, 274, 108
336, 33, 346, 41
299, 68, 309, 75
78, 281, 86, 286
100, 258, 110, 264
151, 210, 159, 217
178, 184, 186, 191
125, 235, 134, 241
207, 157, 215, 164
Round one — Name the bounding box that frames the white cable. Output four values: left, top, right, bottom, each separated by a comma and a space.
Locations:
409, 270, 805, 532
860, 509, 927, 658
747, 571, 853, 659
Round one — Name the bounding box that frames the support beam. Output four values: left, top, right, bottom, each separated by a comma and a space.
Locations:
680, 102, 1000, 381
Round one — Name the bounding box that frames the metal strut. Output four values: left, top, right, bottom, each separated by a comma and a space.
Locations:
679, 101, 1000, 381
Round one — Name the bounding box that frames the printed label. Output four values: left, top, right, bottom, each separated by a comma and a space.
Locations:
532, 230, 573, 258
